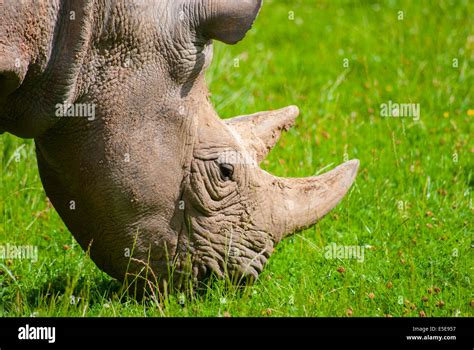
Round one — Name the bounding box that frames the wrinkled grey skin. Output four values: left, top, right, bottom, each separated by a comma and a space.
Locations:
0, 0, 359, 290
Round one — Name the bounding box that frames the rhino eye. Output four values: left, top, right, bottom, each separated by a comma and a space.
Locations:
218, 163, 234, 181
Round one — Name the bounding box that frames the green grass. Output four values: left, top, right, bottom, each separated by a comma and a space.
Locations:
1, 0, 473, 317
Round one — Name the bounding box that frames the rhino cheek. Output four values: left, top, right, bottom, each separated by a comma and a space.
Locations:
178, 158, 274, 281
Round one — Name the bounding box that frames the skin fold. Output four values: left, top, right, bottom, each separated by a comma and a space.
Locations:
0, 0, 359, 292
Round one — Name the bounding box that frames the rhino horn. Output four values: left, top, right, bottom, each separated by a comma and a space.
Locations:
225, 105, 299, 163
267, 159, 360, 242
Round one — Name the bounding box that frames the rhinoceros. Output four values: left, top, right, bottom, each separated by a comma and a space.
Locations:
0, 0, 359, 291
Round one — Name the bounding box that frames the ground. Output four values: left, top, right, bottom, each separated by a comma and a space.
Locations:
1, 0, 472, 317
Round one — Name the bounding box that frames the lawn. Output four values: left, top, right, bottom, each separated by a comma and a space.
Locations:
1, 0, 472, 317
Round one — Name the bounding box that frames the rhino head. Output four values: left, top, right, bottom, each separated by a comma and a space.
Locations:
0, 0, 359, 290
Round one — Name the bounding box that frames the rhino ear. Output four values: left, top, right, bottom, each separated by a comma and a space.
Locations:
196, 0, 263, 44
0, 45, 28, 103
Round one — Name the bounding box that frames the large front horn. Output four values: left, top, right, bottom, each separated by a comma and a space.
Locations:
265, 159, 360, 242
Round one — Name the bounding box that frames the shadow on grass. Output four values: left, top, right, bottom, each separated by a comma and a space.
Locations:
25, 274, 124, 308
16, 270, 257, 314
